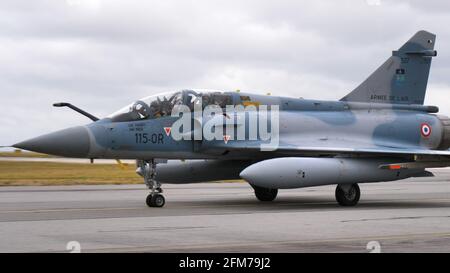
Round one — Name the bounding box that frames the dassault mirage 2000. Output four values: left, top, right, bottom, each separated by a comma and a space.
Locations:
12, 30, 450, 207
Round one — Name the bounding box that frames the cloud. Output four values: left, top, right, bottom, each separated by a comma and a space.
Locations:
0, 0, 449, 146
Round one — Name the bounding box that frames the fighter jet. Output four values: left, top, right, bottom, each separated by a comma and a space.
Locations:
13, 30, 450, 207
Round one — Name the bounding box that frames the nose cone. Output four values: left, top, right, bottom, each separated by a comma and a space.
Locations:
13, 126, 91, 158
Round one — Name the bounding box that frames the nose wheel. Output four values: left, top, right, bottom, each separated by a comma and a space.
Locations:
137, 159, 166, 208
146, 193, 165, 207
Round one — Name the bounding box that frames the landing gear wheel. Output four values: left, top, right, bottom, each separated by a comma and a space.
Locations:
146, 193, 165, 207
335, 183, 360, 206
137, 159, 166, 208
253, 185, 278, 202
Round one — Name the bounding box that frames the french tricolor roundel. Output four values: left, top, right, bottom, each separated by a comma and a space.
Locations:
420, 123, 431, 137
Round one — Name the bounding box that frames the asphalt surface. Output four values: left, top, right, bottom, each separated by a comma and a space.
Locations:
0, 169, 449, 253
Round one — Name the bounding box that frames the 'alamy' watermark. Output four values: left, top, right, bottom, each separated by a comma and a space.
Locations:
366, 241, 381, 253
169, 100, 280, 151
66, 241, 81, 253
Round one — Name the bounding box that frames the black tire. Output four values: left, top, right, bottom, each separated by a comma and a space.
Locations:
146, 194, 165, 207
253, 185, 278, 202
146, 194, 153, 207
335, 183, 360, 206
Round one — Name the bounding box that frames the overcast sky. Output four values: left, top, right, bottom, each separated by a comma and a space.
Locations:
1, 0, 449, 146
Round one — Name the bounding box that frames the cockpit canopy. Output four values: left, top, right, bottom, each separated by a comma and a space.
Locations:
107, 90, 235, 122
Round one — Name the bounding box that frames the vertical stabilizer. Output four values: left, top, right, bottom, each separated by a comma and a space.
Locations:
341, 30, 436, 105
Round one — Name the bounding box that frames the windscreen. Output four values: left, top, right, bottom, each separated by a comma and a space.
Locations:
107, 90, 235, 122
108, 91, 183, 122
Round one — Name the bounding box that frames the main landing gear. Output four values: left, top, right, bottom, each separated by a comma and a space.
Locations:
335, 183, 360, 206
251, 183, 361, 206
252, 185, 278, 202
137, 159, 165, 208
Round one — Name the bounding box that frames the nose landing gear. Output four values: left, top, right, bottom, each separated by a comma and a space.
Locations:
137, 159, 165, 208
146, 192, 165, 208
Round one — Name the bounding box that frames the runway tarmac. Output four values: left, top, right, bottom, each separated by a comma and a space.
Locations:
0, 169, 449, 253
